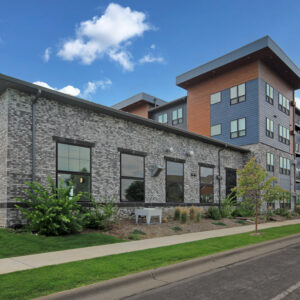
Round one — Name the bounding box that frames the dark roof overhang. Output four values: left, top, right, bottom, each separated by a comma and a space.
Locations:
176, 36, 300, 90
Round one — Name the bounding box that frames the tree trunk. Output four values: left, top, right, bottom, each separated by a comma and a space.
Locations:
255, 198, 258, 233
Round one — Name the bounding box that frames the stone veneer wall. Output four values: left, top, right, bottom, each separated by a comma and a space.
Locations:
3, 88, 248, 226
245, 143, 295, 210
0, 91, 8, 227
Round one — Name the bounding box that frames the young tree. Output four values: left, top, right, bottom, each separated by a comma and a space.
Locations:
233, 157, 287, 234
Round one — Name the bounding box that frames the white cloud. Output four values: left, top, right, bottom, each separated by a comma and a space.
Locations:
108, 49, 134, 71
150, 44, 155, 49
139, 54, 164, 64
33, 81, 80, 97
57, 3, 151, 70
82, 79, 112, 98
43, 48, 51, 62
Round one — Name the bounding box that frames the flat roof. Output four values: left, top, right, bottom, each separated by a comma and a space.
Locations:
0, 72, 249, 153
176, 36, 300, 89
112, 92, 166, 110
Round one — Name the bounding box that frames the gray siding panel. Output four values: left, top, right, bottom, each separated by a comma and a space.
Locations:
210, 79, 259, 146
150, 101, 188, 130
258, 78, 290, 153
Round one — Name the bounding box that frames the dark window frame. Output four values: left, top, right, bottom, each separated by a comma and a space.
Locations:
56, 141, 92, 200
278, 125, 290, 145
199, 163, 214, 204
279, 156, 291, 175
120, 151, 146, 203
225, 168, 237, 201
230, 117, 246, 139
172, 108, 183, 125
158, 113, 168, 124
278, 93, 290, 116
230, 83, 246, 105
165, 158, 184, 203
266, 152, 274, 172
266, 118, 274, 139
265, 83, 274, 105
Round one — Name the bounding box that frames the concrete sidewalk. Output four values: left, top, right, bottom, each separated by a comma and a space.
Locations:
1, 219, 300, 275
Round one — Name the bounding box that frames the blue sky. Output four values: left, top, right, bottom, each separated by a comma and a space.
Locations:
0, 0, 299, 106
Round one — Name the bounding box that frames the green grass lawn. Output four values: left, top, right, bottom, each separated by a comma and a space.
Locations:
0, 229, 123, 259
1, 224, 300, 300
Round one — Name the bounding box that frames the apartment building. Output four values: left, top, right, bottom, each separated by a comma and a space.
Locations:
114, 36, 300, 209
0, 36, 299, 227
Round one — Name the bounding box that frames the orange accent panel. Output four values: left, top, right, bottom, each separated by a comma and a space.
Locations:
122, 101, 154, 118
187, 61, 259, 136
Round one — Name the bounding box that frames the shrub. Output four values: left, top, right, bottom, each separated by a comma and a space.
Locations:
266, 207, 275, 220
127, 233, 141, 240
174, 207, 181, 221
196, 208, 202, 222
295, 206, 300, 215
220, 195, 235, 218
189, 206, 196, 221
235, 220, 247, 225
171, 226, 182, 232
181, 208, 189, 223
275, 208, 291, 218
131, 229, 146, 235
206, 207, 221, 220
15, 176, 84, 236
212, 222, 226, 226
232, 206, 255, 217
84, 197, 118, 230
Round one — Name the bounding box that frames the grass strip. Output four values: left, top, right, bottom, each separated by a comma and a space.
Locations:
1, 224, 300, 300
0, 229, 123, 259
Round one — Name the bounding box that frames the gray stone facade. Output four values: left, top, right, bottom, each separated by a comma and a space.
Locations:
1, 88, 248, 227
0, 91, 8, 227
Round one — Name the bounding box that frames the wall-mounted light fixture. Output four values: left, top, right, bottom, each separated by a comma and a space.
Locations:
186, 150, 194, 157
166, 147, 174, 153
152, 165, 163, 177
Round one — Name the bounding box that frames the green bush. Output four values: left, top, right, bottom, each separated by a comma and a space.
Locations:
15, 176, 84, 236
232, 205, 255, 217
206, 207, 221, 220
275, 208, 291, 218
196, 210, 202, 222
127, 233, 141, 240
84, 197, 118, 230
220, 195, 236, 218
131, 230, 146, 235
171, 226, 182, 232
295, 207, 300, 214
174, 207, 181, 221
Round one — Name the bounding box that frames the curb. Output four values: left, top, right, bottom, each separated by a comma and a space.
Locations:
37, 233, 300, 300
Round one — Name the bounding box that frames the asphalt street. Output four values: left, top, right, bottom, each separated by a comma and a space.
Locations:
125, 242, 300, 300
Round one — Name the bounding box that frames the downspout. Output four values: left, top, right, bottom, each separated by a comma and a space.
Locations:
31, 89, 42, 182
217, 144, 227, 207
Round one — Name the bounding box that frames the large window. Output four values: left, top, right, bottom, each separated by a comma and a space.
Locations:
158, 113, 168, 124
57, 143, 91, 199
172, 108, 183, 125
279, 125, 290, 145
266, 83, 274, 105
266, 152, 274, 172
166, 160, 184, 202
200, 165, 214, 203
210, 92, 221, 105
278, 94, 290, 115
120, 153, 145, 202
266, 118, 274, 138
210, 124, 221, 136
279, 157, 290, 175
230, 118, 246, 138
230, 83, 245, 105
